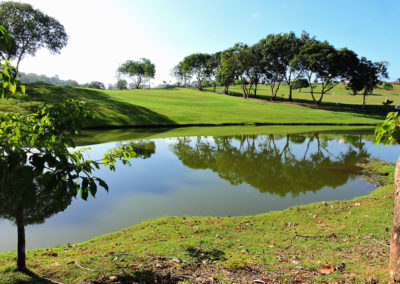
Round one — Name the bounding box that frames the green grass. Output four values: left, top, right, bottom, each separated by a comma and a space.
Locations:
76, 125, 375, 145
209, 83, 400, 106
0, 159, 394, 283
0, 83, 391, 128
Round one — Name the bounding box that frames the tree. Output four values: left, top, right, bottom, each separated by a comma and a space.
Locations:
294, 38, 358, 104
256, 35, 286, 101
171, 62, 191, 87
292, 78, 309, 93
179, 53, 213, 91
0, 28, 134, 270
0, 1, 68, 71
217, 48, 237, 94
0, 100, 135, 271
256, 32, 304, 101
375, 112, 400, 281
239, 44, 263, 98
118, 58, 156, 89
116, 79, 128, 90
348, 58, 388, 108
86, 81, 105, 89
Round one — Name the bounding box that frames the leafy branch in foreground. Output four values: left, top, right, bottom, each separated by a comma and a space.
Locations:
0, 99, 136, 271
0, 24, 24, 98
374, 112, 400, 145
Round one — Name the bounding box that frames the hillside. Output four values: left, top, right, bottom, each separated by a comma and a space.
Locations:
0, 83, 390, 128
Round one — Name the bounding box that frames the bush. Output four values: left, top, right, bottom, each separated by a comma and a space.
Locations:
383, 83, 394, 90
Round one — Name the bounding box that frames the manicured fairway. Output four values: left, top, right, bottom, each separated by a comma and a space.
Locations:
210, 83, 400, 106
0, 84, 389, 128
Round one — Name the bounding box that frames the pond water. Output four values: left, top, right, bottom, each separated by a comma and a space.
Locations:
0, 127, 399, 252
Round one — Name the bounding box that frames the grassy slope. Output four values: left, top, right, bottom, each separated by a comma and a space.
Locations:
211, 83, 400, 106
0, 160, 394, 283
0, 83, 388, 128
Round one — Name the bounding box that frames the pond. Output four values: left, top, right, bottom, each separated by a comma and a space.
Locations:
0, 126, 399, 252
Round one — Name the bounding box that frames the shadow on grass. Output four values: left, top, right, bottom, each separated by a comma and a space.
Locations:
11, 268, 60, 283
204, 87, 390, 122
20, 84, 177, 127
94, 269, 178, 284
186, 246, 226, 262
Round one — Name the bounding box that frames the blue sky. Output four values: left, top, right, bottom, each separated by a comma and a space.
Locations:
19, 0, 400, 85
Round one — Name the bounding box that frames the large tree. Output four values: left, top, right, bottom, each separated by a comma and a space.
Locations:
0, 1, 68, 71
118, 58, 155, 89
217, 48, 237, 94
256, 32, 305, 101
293, 38, 358, 105
348, 58, 388, 108
179, 53, 213, 91
256, 35, 286, 101
171, 62, 191, 87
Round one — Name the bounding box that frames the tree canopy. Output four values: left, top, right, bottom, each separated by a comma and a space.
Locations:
173, 31, 387, 105
118, 58, 156, 89
348, 58, 388, 107
0, 1, 68, 71
178, 53, 213, 91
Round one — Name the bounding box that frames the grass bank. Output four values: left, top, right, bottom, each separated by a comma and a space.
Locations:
0, 160, 394, 283
0, 83, 388, 128
209, 83, 400, 107
76, 125, 375, 146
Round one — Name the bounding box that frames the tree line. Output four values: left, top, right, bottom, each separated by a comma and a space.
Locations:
172, 32, 388, 106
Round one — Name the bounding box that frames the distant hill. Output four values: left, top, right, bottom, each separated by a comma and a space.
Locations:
18, 72, 79, 87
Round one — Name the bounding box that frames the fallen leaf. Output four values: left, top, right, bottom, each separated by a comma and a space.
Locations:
319, 263, 334, 274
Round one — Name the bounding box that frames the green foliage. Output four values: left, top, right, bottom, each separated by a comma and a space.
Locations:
0, 99, 136, 205
179, 53, 213, 91
84, 81, 105, 89
118, 58, 156, 89
0, 1, 68, 70
0, 25, 24, 98
383, 82, 394, 90
374, 112, 400, 145
116, 79, 128, 90
348, 58, 388, 106
292, 78, 309, 90
256, 32, 303, 100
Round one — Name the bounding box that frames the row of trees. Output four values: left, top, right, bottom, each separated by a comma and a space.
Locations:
173, 32, 388, 106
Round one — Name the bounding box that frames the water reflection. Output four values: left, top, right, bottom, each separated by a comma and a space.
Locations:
171, 133, 369, 196
1, 129, 393, 252
0, 184, 75, 227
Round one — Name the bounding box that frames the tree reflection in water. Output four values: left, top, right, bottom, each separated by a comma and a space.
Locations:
171, 133, 369, 197
0, 141, 156, 229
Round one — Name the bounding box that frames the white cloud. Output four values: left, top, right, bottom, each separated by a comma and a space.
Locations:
252, 12, 259, 18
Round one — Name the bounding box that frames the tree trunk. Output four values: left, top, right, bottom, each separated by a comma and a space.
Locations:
16, 202, 26, 271
390, 157, 400, 282
363, 93, 366, 109
288, 86, 293, 102
224, 85, 229, 94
